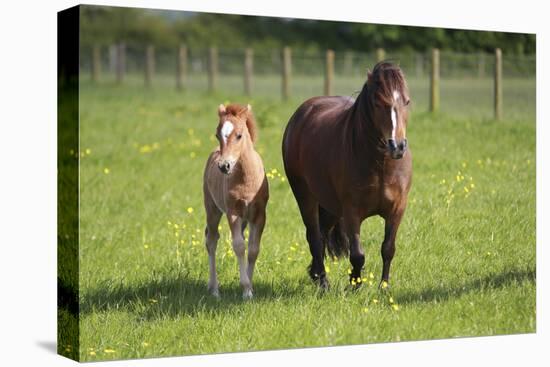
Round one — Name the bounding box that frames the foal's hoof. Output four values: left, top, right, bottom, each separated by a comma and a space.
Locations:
211, 290, 221, 299
208, 286, 221, 299
242, 289, 253, 300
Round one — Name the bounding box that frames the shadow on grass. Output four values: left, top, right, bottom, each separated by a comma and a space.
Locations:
80, 273, 304, 319
80, 268, 535, 319
397, 269, 536, 305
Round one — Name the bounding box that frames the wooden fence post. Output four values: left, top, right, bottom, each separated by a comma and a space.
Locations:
91, 45, 101, 83
324, 49, 334, 96
244, 48, 253, 96
116, 42, 126, 84
145, 45, 155, 87
376, 48, 386, 63
282, 46, 291, 100
494, 48, 502, 120
208, 47, 218, 93
430, 48, 440, 112
176, 44, 187, 91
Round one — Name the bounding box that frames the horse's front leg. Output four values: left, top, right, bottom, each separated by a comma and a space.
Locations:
380, 210, 404, 287
343, 215, 365, 286
228, 214, 253, 299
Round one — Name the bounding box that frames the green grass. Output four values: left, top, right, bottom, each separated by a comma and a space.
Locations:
62, 75, 535, 361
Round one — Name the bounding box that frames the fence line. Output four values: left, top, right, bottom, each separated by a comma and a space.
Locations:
85, 44, 535, 119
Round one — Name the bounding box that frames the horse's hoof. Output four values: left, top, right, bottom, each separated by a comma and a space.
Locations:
349, 275, 364, 290
242, 289, 253, 300
378, 280, 390, 292
319, 277, 330, 290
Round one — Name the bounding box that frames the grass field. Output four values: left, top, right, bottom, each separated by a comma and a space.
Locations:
59, 75, 535, 361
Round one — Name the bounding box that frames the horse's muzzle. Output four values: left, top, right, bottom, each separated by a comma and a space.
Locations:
388, 138, 407, 159
218, 160, 234, 174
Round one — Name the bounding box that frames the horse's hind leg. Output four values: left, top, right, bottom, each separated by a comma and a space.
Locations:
204, 191, 222, 298
287, 176, 328, 289
228, 214, 253, 299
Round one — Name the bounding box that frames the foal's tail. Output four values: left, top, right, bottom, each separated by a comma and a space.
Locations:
319, 206, 349, 259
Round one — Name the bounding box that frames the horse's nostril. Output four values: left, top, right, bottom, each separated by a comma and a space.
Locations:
388, 139, 397, 151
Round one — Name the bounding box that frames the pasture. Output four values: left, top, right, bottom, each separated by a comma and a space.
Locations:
62, 75, 535, 361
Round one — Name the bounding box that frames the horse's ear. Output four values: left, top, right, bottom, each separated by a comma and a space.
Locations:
367, 69, 373, 83
218, 104, 226, 116
246, 104, 252, 112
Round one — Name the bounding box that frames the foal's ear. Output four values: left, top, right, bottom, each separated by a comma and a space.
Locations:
367, 69, 373, 82
218, 104, 226, 116
245, 105, 257, 144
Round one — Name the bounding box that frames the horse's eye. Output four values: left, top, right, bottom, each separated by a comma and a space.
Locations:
236, 134, 243, 140
404, 99, 411, 106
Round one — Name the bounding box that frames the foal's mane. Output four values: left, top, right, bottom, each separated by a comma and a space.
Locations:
224, 104, 258, 144
364, 61, 408, 106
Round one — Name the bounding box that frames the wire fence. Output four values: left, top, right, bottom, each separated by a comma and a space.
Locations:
80, 45, 536, 121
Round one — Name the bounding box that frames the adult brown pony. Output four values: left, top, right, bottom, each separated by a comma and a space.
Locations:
282, 62, 412, 289
203, 103, 269, 299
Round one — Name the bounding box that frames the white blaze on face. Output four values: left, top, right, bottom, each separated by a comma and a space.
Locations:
390, 90, 400, 140
390, 107, 397, 140
221, 120, 234, 144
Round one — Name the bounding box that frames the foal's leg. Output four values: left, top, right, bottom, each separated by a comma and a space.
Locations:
227, 214, 253, 299
204, 194, 222, 298
247, 208, 266, 285
380, 211, 404, 287
343, 215, 365, 285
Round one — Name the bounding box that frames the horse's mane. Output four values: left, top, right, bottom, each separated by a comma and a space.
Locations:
224, 103, 257, 144
364, 61, 409, 106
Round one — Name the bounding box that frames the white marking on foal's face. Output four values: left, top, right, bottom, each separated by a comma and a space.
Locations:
221, 120, 234, 144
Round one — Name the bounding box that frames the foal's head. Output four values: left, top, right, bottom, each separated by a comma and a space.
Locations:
367, 62, 410, 159
215, 103, 257, 174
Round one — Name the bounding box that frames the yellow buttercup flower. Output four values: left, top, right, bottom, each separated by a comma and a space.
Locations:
187, 207, 194, 214
104, 348, 116, 354
103, 168, 110, 174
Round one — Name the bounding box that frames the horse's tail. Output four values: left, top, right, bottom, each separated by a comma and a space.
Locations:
319, 206, 349, 259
